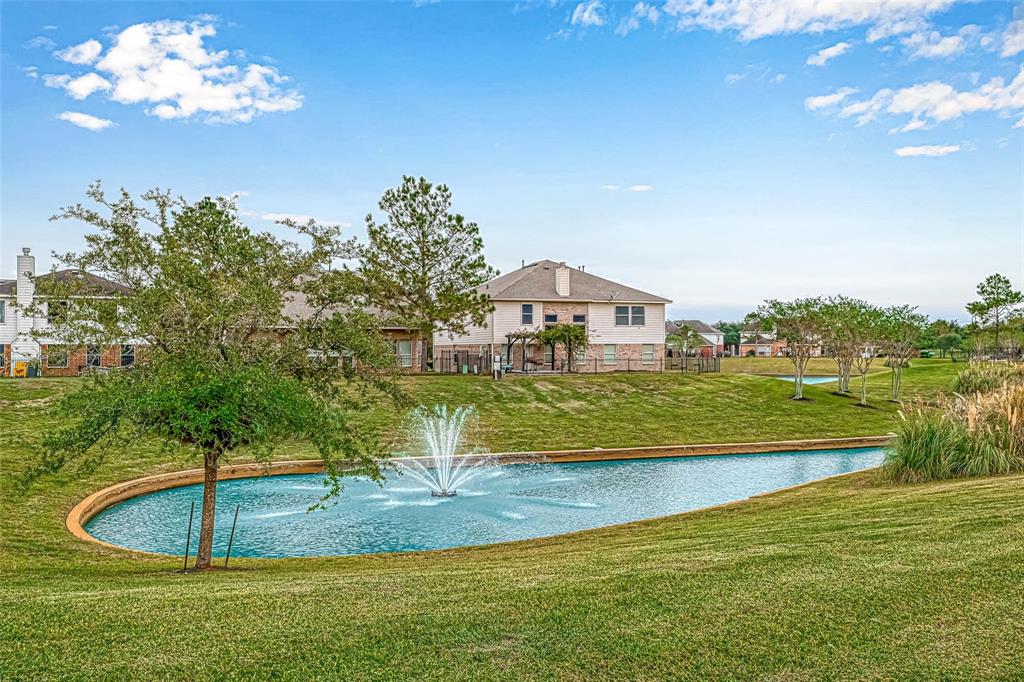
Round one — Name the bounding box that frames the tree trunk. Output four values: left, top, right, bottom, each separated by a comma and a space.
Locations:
860, 372, 868, 407
195, 449, 220, 570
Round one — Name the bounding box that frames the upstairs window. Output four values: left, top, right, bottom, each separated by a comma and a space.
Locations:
614, 306, 629, 326
120, 344, 135, 368
631, 306, 646, 326
0, 300, 5, 323
521, 303, 533, 325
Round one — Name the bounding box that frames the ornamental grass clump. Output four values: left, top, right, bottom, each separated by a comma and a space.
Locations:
883, 384, 1024, 482
952, 362, 1024, 395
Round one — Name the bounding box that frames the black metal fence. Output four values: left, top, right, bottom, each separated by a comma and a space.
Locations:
965, 347, 1024, 362
435, 349, 494, 375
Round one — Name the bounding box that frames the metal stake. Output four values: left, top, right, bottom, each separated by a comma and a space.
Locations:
182, 500, 195, 572
224, 503, 240, 567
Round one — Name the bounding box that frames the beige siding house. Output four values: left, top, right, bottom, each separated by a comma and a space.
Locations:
434, 260, 670, 372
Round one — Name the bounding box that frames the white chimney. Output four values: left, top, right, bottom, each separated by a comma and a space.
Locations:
16, 248, 35, 308
555, 263, 570, 297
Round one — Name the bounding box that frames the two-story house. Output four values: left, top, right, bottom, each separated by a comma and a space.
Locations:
433, 260, 670, 373
665, 319, 725, 357
1, 248, 134, 377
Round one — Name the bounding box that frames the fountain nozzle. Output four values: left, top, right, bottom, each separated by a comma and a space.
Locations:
431, 490, 457, 497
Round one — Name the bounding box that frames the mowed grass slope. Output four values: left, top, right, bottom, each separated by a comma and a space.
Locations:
5, 357, 1020, 680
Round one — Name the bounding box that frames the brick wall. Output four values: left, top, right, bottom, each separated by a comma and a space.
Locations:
41, 344, 125, 377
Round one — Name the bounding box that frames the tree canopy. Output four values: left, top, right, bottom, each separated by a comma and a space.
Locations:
358, 176, 497, 369
966, 273, 1023, 349
27, 183, 403, 570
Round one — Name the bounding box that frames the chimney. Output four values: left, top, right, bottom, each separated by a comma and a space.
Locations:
16, 248, 35, 308
555, 263, 570, 297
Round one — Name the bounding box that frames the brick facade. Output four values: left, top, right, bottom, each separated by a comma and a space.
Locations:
39, 344, 130, 377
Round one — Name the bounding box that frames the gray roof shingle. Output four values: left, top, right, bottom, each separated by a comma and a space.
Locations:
481, 260, 670, 303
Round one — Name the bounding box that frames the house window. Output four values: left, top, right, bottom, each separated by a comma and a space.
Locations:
395, 340, 413, 367
572, 314, 586, 324
575, 344, 587, 364
0, 344, 6, 367
0, 300, 5, 323
603, 344, 617, 365
47, 345, 69, 368
544, 344, 553, 366
521, 303, 533, 325
544, 313, 558, 324
120, 344, 135, 368
614, 306, 629, 326
631, 306, 646, 326
642, 344, 655, 363
86, 345, 102, 367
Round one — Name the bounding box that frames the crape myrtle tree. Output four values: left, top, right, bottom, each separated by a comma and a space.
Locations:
818, 296, 868, 395
358, 176, 498, 370
850, 303, 885, 407
749, 298, 823, 400
966, 273, 1023, 351
880, 305, 929, 402
25, 183, 403, 571
535, 323, 589, 371
667, 324, 705, 370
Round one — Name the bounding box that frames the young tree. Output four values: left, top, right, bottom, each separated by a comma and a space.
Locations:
26, 183, 402, 570
359, 176, 498, 370
667, 324, 705, 370
818, 296, 868, 394
749, 298, 823, 400
880, 305, 928, 402
715, 321, 741, 355
850, 304, 885, 407
966, 273, 1023, 350
936, 333, 962, 360
535, 323, 589, 371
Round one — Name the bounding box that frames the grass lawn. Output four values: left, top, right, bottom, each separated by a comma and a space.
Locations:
6, 356, 1020, 679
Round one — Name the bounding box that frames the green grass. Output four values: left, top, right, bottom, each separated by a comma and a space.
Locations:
5, 357, 1021, 679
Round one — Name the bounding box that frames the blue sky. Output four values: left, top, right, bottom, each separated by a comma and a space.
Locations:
2, 1, 1022, 323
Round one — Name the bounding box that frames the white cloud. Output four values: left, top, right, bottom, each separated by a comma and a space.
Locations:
44, 72, 112, 99
1003, 20, 1024, 57
54, 39, 103, 65
22, 66, 39, 80
37, 18, 303, 124
1014, 116, 1024, 129
888, 117, 927, 133
725, 72, 745, 85
571, 1, 605, 27
25, 36, 57, 50
628, 184, 653, 192
56, 111, 115, 131
807, 41, 852, 66
725, 63, 785, 86
662, 0, 957, 41
601, 184, 621, 190
893, 144, 960, 156
902, 30, 964, 59
43, 25, 58, 31
260, 212, 351, 226
804, 87, 858, 111
616, 2, 660, 36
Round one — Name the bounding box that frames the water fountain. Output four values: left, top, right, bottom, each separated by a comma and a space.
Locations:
393, 405, 492, 497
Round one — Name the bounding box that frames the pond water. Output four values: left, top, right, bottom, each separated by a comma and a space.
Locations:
774, 375, 839, 385
86, 448, 884, 558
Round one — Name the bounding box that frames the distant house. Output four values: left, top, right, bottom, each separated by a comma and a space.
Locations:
1, 248, 136, 377
738, 326, 821, 357
434, 260, 670, 372
278, 289, 426, 371
664, 319, 724, 357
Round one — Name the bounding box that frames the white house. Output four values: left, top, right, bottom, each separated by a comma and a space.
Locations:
665, 319, 725, 357
433, 260, 670, 372
0, 248, 134, 377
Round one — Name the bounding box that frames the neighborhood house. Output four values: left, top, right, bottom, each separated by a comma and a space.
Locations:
665, 319, 725, 357
434, 260, 670, 372
0, 248, 134, 377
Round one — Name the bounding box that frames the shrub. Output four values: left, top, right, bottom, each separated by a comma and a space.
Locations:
952, 363, 1024, 395
883, 386, 1024, 482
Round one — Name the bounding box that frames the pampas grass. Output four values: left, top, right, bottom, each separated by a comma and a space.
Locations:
883, 384, 1024, 482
